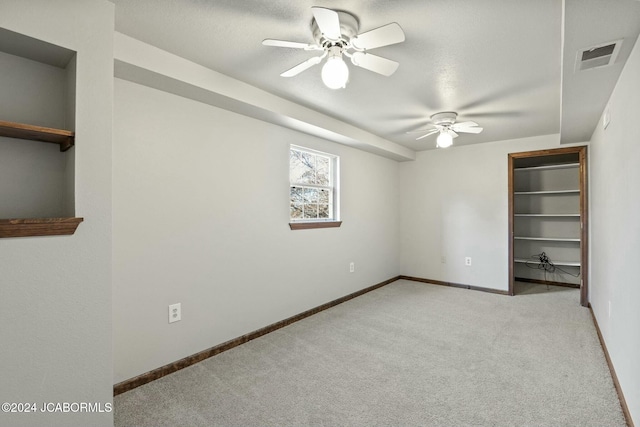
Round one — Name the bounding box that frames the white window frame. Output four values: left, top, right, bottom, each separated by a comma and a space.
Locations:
289, 145, 340, 225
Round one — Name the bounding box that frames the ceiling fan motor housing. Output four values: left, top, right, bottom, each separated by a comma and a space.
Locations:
431, 111, 458, 126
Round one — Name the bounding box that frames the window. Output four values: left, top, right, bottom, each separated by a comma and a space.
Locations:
289, 146, 341, 229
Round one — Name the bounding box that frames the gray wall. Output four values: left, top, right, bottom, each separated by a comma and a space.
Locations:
589, 33, 640, 423
112, 78, 400, 383
0, 1, 114, 426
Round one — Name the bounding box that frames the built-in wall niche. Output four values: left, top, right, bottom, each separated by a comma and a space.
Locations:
0, 27, 82, 238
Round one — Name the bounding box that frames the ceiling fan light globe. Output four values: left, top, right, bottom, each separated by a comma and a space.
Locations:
436, 132, 453, 148
321, 56, 349, 89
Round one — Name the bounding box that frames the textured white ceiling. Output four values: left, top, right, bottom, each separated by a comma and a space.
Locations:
110, 0, 639, 151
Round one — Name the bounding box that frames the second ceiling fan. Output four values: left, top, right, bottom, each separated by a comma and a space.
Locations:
408, 112, 484, 148
263, 6, 405, 89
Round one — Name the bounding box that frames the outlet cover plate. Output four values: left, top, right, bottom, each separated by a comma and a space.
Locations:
169, 303, 181, 323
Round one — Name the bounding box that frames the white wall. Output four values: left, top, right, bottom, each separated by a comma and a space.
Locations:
398, 134, 576, 291
0, 50, 67, 128
113, 78, 400, 383
0, 2, 114, 427
589, 33, 640, 424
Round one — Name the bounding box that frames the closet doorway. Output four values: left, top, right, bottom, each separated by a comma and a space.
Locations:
508, 146, 588, 306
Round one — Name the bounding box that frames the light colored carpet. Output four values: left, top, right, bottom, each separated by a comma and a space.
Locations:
114, 280, 625, 426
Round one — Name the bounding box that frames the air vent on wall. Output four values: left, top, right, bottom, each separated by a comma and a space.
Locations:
576, 39, 623, 71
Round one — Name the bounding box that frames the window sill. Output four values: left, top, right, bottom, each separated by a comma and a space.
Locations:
289, 221, 342, 230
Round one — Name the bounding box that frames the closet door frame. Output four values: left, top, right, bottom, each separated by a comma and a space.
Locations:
508, 145, 588, 307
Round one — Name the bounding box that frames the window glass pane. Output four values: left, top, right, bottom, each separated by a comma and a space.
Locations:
291, 203, 303, 219
290, 150, 315, 184
303, 188, 318, 203
318, 189, 330, 204
318, 204, 330, 218
316, 156, 330, 185
290, 187, 303, 204
304, 203, 318, 219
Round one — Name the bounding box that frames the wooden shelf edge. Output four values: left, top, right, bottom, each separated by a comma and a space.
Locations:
0, 120, 75, 152
0, 217, 84, 238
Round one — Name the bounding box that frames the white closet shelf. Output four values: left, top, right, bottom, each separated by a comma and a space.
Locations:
514, 163, 579, 171
514, 214, 580, 217
514, 258, 580, 267
514, 236, 580, 242
514, 189, 580, 195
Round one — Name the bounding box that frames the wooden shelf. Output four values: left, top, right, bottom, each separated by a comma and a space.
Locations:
515, 258, 580, 267
0, 120, 74, 152
0, 217, 83, 238
514, 189, 580, 195
514, 236, 580, 242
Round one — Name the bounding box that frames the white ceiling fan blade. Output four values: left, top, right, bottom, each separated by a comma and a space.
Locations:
351, 23, 406, 50
452, 121, 483, 134
311, 7, 341, 41
452, 121, 479, 129
456, 126, 483, 134
280, 56, 323, 77
350, 52, 399, 76
262, 39, 321, 51
447, 129, 459, 138
415, 130, 439, 140
406, 126, 438, 134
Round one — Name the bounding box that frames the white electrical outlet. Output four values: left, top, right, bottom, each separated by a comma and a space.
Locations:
169, 303, 181, 323
465, 257, 472, 266
349, 262, 355, 273
441, 256, 446, 264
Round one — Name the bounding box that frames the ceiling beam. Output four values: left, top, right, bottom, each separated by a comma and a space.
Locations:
114, 32, 415, 162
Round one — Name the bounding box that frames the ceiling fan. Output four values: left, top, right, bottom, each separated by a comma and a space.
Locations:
407, 112, 483, 148
262, 6, 405, 89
